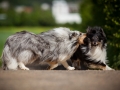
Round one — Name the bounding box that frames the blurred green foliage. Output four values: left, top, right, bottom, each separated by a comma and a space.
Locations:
103, 0, 120, 69
0, 5, 56, 26
79, 0, 105, 32
79, 0, 120, 69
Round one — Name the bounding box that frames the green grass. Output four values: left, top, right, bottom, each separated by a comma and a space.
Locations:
0, 26, 54, 66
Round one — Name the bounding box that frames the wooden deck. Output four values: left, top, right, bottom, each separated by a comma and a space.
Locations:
0, 70, 120, 90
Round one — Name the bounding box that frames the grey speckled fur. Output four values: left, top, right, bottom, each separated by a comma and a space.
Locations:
1, 27, 82, 70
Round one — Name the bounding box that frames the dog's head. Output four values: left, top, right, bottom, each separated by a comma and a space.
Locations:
85, 26, 107, 47
69, 31, 86, 45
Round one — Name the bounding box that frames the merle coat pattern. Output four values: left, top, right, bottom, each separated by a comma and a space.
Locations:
1, 27, 84, 70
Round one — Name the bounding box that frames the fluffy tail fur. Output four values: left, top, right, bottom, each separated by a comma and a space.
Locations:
1, 45, 18, 70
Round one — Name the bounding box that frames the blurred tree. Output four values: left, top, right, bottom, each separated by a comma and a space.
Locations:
0, 4, 56, 26
79, 0, 105, 32
38, 9, 56, 26
0, 8, 7, 26
0, 7, 16, 26
79, 0, 120, 69
103, 0, 120, 69
0, 0, 52, 6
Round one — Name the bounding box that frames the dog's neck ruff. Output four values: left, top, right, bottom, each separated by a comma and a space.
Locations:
82, 46, 107, 64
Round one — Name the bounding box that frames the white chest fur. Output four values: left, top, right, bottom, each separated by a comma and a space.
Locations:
86, 46, 107, 64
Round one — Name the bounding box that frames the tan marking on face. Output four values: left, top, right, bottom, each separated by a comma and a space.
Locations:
79, 33, 86, 44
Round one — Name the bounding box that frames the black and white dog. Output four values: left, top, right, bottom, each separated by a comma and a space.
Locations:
1, 27, 85, 70
71, 26, 113, 70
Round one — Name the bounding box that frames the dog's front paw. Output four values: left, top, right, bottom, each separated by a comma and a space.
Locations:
67, 66, 75, 70
105, 66, 114, 70
21, 67, 30, 70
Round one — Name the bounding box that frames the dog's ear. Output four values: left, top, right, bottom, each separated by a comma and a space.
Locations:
69, 32, 76, 39
100, 28, 107, 47
100, 28, 106, 38
86, 26, 92, 33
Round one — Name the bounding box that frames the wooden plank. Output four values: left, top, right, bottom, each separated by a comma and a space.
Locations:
0, 70, 120, 90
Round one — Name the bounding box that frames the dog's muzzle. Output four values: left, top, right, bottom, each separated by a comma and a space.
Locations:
92, 42, 99, 46
78, 33, 86, 44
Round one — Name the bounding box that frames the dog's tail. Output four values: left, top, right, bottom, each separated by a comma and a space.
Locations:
2, 61, 7, 70
1, 45, 18, 70
1, 50, 8, 70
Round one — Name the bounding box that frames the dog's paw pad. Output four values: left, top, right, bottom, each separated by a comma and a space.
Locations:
67, 66, 75, 70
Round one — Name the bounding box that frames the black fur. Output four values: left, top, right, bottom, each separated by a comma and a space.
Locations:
71, 26, 112, 70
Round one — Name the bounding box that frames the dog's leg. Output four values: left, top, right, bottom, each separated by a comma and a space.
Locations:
7, 62, 18, 70
18, 62, 29, 70
6, 59, 18, 70
104, 65, 114, 70
49, 64, 59, 70
88, 63, 114, 70
72, 59, 81, 70
47, 61, 58, 70
60, 61, 75, 70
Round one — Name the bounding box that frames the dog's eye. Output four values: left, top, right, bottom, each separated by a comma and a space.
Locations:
72, 32, 77, 37
71, 32, 77, 37
80, 33, 82, 35
69, 32, 77, 39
